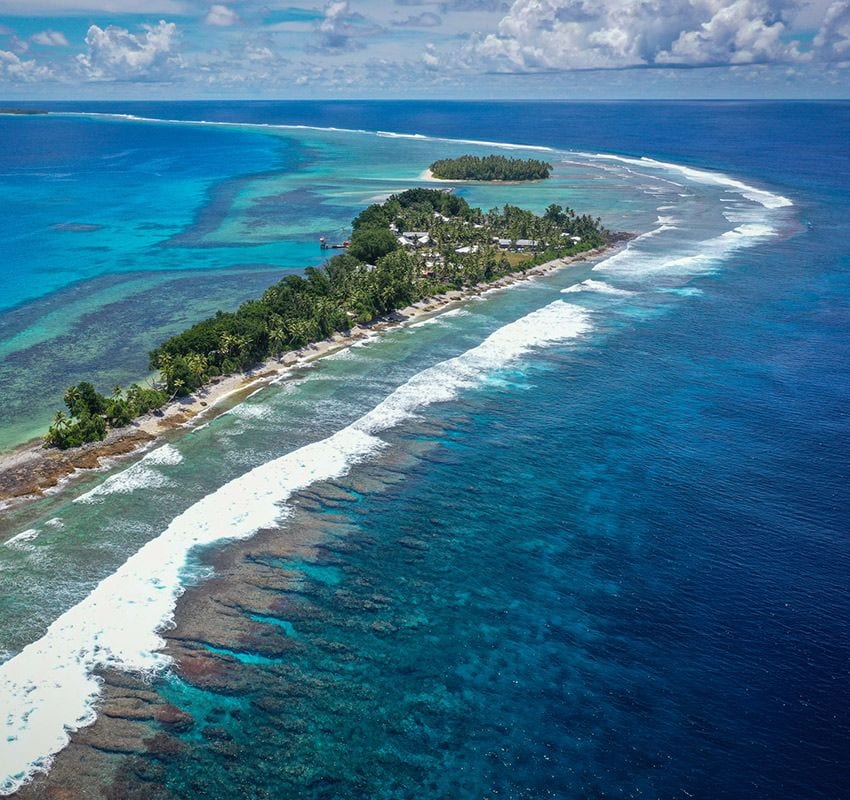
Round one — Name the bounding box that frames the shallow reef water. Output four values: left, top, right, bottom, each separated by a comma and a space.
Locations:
2, 102, 849, 798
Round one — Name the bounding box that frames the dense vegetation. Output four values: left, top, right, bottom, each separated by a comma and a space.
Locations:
429, 154, 552, 181
45, 188, 609, 449
44, 383, 168, 449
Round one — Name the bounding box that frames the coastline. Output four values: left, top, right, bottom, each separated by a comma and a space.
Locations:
0, 243, 618, 513
419, 168, 547, 184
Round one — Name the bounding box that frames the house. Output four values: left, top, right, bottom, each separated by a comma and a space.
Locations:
497, 238, 512, 249
402, 231, 430, 247
455, 245, 478, 254
515, 239, 539, 251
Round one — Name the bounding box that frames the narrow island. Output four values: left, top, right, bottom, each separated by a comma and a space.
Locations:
43, 188, 610, 450
0, 108, 49, 115
428, 154, 552, 181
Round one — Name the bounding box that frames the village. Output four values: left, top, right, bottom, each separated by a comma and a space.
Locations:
321, 186, 601, 283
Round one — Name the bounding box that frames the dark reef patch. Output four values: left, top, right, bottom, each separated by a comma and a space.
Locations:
51, 222, 105, 233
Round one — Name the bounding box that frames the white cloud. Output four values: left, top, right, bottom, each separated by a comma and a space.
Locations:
0, 49, 54, 81
205, 4, 240, 27
32, 30, 71, 47
319, 0, 356, 49
814, 0, 850, 62
76, 20, 182, 80
315, 0, 382, 51
474, 0, 807, 70
656, 1, 804, 65
422, 41, 440, 67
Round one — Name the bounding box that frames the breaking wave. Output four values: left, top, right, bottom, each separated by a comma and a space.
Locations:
562, 280, 635, 297
0, 300, 591, 796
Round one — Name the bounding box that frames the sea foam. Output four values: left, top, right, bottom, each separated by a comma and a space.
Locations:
562, 280, 635, 297
73, 445, 183, 503
583, 153, 793, 209
0, 300, 590, 796
593, 221, 776, 278
3, 530, 40, 549
142, 444, 183, 466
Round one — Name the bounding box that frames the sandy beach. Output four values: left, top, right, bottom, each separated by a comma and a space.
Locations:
0, 244, 616, 510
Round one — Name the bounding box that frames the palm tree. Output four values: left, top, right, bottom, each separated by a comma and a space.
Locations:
63, 385, 82, 413
154, 353, 177, 394
268, 321, 288, 360
217, 332, 251, 364
184, 353, 208, 388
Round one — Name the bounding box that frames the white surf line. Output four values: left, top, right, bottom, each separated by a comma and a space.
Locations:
73, 445, 183, 504
0, 299, 591, 796
54, 112, 554, 154
562, 280, 635, 297
580, 152, 793, 209
593, 219, 778, 278
375, 130, 553, 152
47, 113, 792, 215
4, 530, 40, 549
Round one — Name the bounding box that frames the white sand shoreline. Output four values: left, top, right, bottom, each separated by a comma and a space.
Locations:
0, 243, 618, 511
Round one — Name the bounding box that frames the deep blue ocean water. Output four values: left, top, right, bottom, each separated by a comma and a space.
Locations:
0, 102, 848, 798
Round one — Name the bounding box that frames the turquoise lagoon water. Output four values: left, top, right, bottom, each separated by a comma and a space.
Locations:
0, 112, 619, 450
0, 102, 848, 798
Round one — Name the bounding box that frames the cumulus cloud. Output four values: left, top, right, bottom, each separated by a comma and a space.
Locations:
474, 0, 808, 71
814, 0, 850, 62
422, 41, 440, 67
76, 20, 182, 80
32, 30, 70, 47
318, 0, 358, 49
314, 0, 383, 51
205, 4, 240, 27
0, 49, 54, 81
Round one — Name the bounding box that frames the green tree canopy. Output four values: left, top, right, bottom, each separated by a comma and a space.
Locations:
347, 226, 400, 264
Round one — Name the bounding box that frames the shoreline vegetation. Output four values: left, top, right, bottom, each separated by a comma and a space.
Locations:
429, 154, 552, 181
0, 186, 627, 508
45, 188, 609, 450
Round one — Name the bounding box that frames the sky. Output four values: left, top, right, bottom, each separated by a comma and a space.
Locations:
0, 0, 849, 99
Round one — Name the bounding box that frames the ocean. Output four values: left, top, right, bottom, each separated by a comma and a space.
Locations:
0, 101, 848, 798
